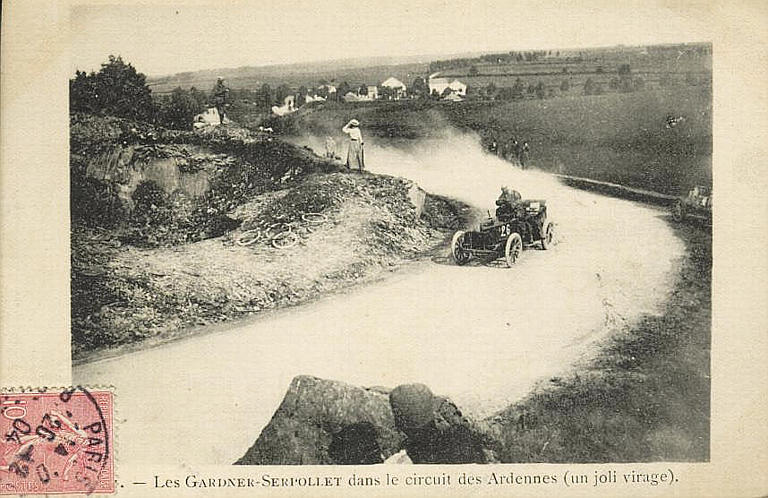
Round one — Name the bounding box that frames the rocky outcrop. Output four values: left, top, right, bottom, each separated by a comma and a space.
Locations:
83, 144, 235, 203
235, 376, 404, 465
236, 377, 499, 466
389, 383, 495, 464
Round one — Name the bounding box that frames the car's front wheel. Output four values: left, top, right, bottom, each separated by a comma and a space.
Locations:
451, 230, 471, 265
541, 222, 554, 250
504, 233, 523, 267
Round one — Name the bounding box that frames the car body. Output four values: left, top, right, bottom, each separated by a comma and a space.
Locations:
673, 185, 712, 222
451, 199, 554, 267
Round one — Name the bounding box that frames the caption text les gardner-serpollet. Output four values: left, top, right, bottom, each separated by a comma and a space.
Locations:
153, 469, 678, 489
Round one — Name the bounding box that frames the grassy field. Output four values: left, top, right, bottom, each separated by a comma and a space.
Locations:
447, 87, 712, 194
491, 217, 711, 462
269, 86, 711, 195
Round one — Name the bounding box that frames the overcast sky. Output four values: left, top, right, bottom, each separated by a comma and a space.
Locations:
70, 0, 714, 77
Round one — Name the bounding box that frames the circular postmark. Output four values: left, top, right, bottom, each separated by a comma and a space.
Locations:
0, 386, 114, 495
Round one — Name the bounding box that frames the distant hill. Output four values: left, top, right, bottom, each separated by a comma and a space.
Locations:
147, 42, 711, 95
147, 51, 490, 94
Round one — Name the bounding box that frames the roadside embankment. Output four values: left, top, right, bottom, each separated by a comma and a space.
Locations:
71, 114, 467, 362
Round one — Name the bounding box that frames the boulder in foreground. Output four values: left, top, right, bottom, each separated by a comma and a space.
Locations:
235, 375, 404, 465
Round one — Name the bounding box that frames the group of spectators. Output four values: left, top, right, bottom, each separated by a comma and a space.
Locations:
487, 136, 531, 169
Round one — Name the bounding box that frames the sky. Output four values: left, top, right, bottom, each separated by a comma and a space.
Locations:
69, 0, 714, 77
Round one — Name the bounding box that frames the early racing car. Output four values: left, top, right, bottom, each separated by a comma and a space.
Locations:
451, 196, 554, 267
672, 185, 712, 223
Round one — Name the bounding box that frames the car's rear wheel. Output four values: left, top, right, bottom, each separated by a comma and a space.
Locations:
451, 230, 471, 265
541, 222, 554, 250
672, 201, 685, 222
505, 233, 523, 267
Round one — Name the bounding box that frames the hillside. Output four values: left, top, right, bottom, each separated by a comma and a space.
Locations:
71, 114, 466, 361
264, 86, 712, 195
148, 61, 430, 95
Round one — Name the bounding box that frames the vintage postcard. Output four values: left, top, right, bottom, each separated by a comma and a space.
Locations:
1, 0, 767, 496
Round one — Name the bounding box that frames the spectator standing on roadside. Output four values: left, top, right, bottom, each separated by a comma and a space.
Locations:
342, 119, 365, 171
520, 141, 530, 169
510, 139, 519, 165
211, 77, 230, 124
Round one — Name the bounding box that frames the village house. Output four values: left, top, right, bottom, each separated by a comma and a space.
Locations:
366, 85, 379, 100
381, 77, 407, 99
318, 83, 336, 94
428, 73, 467, 98
271, 95, 296, 116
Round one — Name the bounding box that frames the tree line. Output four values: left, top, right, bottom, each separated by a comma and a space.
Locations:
70, 55, 215, 130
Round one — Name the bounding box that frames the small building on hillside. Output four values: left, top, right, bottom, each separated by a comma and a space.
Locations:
448, 79, 467, 96
428, 73, 467, 97
271, 95, 296, 116
381, 77, 407, 99
366, 85, 379, 100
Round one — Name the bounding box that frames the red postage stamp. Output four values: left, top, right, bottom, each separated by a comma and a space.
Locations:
0, 388, 114, 495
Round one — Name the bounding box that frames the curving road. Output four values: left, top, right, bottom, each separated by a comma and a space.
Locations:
74, 133, 684, 465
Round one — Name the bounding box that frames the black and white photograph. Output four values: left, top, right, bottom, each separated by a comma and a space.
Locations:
3, 0, 767, 496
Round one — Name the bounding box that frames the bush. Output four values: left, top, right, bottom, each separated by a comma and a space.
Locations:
156, 87, 204, 130
70, 55, 156, 122
132, 180, 168, 211
70, 174, 127, 228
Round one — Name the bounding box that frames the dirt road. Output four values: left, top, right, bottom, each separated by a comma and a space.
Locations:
74, 133, 684, 465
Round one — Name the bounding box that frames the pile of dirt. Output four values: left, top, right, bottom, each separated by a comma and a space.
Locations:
72, 169, 467, 360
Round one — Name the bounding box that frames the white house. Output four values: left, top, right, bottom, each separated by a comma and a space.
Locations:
317, 84, 336, 97
305, 94, 326, 103
429, 73, 467, 97
271, 95, 296, 116
381, 77, 407, 99
366, 85, 379, 100
448, 79, 467, 96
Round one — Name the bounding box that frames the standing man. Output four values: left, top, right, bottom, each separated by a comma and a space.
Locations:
211, 77, 230, 124
342, 119, 365, 171
520, 141, 530, 169
511, 139, 519, 165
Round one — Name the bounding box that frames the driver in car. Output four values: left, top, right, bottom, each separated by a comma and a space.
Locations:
495, 186, 522, 219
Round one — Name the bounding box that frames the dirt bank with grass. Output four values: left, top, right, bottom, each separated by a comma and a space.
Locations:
71, 115, 466, 362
